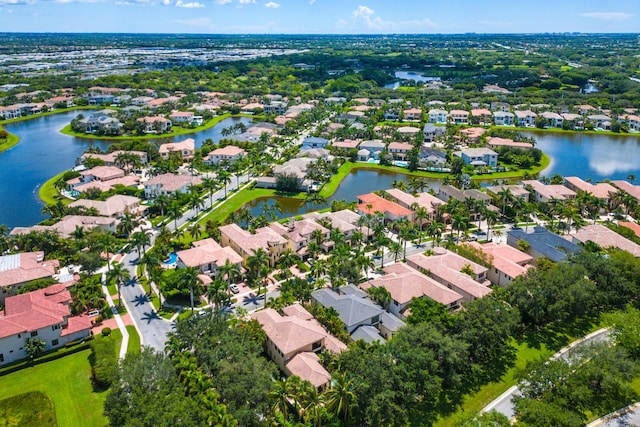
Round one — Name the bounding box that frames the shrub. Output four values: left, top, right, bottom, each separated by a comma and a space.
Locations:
101, 327, 112, 337
90, 337, 117, 389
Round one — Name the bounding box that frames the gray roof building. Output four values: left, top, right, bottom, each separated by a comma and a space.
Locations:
506, 226, 581, 263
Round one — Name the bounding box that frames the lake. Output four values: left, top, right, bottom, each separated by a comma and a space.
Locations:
385, 71, 441, 89
2, 111, 640, 228
529, 131, 640, 181
0, 114, 253, 228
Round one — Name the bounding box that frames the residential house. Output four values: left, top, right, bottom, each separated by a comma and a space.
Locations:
486, 137, 533, 150
406, 248, 492, 302
204, 146, 246, 166
0, 252, 60, 303
361, 263, 463, 316
539, 112, 564, 128
76, 150, 148, 167
578, 105, 597, 116
384, 109, 399, 121
158, 138, 195, 160
218, 224, 288, 267
263, 101, 288, 115
301, 137, 330, 150
561, 113, 584, 129
169, 111, 199, 125
137, 116, 172, 134
493, 111, 515, 126
385, 188, 443, 225
449, 110, 469, 125
418, 147, 448, 169
506, 226, 581, 263
69, 195, 144, 219
459, 127, 486, 144
567, 224, 640, 257
467, 242, 533, 287
521, 180, 576, 203
470, 108, 492, 125
251, 304, 346, 389
587, 114, 612, 130
311, 288, 385, 341
514, 110, 537, 127
485, 184, 530, 203
176, 238, 244, 276
269, 219, 331, 256
456, 147, 498, 167
387, 142, 413, 161
423, 123, 446, 143
397, 126, 420, 137
302, 210, 373, 243
619, 114, 640, 132
357, 193, 414, 224
437, 185, 493, 207
490, 102, 511, 112
0, 284, 92, 365
357, 140, 385, 162
403, 108, 422, 122
564, 176, 616, 206
428, 109, 448, 124
143, 173, 202, 199
78, 166, 125, 184
11, 215, 116, 239
331, 139, 360, 150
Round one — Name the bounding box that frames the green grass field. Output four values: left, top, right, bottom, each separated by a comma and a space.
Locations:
0, 391, 57, 427
0, 350, 108, 427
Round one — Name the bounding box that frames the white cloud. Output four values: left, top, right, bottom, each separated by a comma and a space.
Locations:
579, 12, 633, 21
351, 5, 437, 32
238, 0, 255, 4
175, 16, 215, 29
214, 0, 231, 3
264, 1, 278, 8
176, 0, 204, 7
0, 0, 33, 5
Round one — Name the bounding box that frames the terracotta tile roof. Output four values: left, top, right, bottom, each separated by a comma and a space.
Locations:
467, 242, 532, 280
69, 195, 142, 218
0, 284, 74, 339
363, 263, 463, 306
144, 173, 202, 193
357, 193, 413, 218
177, 239, 243, 269
386, 189, 443, 214
0, 252, 59, 288
569, 224, 640, 257
388, 142, 413, 151
207, 145, 246, 157
80, 166, 125, 181
285, 352, 331, 388
159, 138, 195, 155
487, 137, 533, 149
331, 139, 360, 149
619, 221, 640, 238
219, 224, 287, 256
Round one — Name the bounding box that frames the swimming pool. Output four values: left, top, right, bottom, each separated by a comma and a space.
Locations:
163, 252, 178, 266
394, 161, 408, 167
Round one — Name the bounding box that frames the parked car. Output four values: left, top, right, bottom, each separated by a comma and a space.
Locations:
229, 284, 240, 294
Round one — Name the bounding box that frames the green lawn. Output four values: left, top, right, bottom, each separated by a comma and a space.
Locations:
0, 391, 57, 427
0, 132, 19, 154
434, 315, 604, 427
0, 350, 108, 427
198, 187, 284, 225
39, 171, 73, 206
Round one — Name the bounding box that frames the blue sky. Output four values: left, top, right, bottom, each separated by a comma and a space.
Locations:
0, 0, 638, 34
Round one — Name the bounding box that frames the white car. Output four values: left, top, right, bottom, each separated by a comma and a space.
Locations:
229, 284, 240, 294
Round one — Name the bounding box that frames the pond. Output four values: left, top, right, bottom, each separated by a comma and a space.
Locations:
384, 71, 441, 89
245, 169, 441, 221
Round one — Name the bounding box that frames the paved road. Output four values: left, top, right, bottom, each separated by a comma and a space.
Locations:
587, 402, 640, 427
114, 172, 250, 352
482, 328, 612, 420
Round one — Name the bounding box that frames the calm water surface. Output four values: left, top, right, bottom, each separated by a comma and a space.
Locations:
3, 111, 640, 228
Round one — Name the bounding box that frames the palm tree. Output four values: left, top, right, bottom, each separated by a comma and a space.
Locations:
388, 240, 402, 262
96, 231, 118, 273
154, 194, 170, 223
497, 186, 513, 216
356, 253, 375, 279
187, 188, 205, 216
452, 213, 470, 239
206, 278, 229, 312
129, 229, 152, 259
426, 221, 445, 247
118, 212, 140, 236
217, 259, 241, 294
188, 223, 202, 241
106, 262, 131, 307
217, 169, 232, 199
177, 267, 202, 313
325, 372, 355, 423
301, 382, 324, 427
202, 177, 217, 207
277, 248, 299, 282
484, 210, 498, 240
366, 285, 392, 308
168, 200, 183, 231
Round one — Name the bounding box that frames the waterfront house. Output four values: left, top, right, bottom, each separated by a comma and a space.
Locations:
0, 252, 60, 304
521, 180, 576, 203
506, 226, 581, 263
218, 224, 288, 267
357, 193, 414, 224
203, 145, 246, 166
137, 116, 172, 134
158, 138, 195, 160
514, 110, 537, 127
456, 147, 498, 167
143, 173, 202, 199
69, 195, 144, 219
387, 142, 413, 161
493, 111, 515, 126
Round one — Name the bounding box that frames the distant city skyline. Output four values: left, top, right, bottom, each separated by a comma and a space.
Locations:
0, 0, 638, 35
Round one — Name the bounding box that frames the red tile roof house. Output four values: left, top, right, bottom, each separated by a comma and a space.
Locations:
486, 137, 533, 150
76, 150, 148, 167
566, 224, 640, 257
168, 111, 195, 124
176, 238, 244, 276
218, 224, 288, 267
564, 176, 617, 208
0, 252, 60, 304
331, 139, 361, 150
302, 209, 374, 243
611, 180, 640, 203
204, 145, 246, 166
385, 188, 443, 227
158, 138, 195, 160
522, 180, 576, 203
251, 304, 346, 389
459, 127, 486, 143
448, 110, 470, 125
470, 108, 493, 125
0, 284, 92, 365
403, 108, 422, 122
361, 263, 463, 317
619, 221, 640, 239
514, 110, 537, 127
10, 215, 116, 239
357, 193, 414, 224
269, 219, 331, 256
143, 173, 202, 199
467, 242, 533, 287
137, 116, 172, 134
79, 166, 125, 183
406, 248, 492, 302
387, 142, 414, 161
72, 175, 140, 195
69, 195, 144, 218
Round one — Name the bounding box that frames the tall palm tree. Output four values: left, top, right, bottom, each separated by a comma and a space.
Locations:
154, 193, 170, 222
206, 278, 229, 312
202, 177, 217, 207
168, 200, 183, 231
301, 382, 325, 427
129, 229, 151, 259
217, 259, 241, 294
217, 169, 232, 199
106, 262, 130, 307
325, 372, 355, 423
277, 248, 299, 282
118, 212, 140, 237
388, 240, 402, 262
497, 186, 513, 216
96, 231, 118, 273
188, 223, 202, 241
177, 267, 202, 313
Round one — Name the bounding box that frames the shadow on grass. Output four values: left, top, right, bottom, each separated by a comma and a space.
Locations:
516, 315, 601, 353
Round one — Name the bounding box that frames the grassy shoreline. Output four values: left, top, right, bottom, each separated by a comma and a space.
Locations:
39, 171, 69, 206
59, 113, 258, 141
